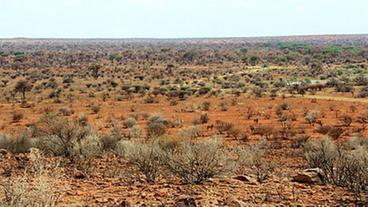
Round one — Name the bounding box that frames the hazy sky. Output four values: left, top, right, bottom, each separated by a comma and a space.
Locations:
1, 0, 367, 38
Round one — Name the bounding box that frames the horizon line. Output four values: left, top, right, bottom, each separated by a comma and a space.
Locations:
1, 33, 368, 40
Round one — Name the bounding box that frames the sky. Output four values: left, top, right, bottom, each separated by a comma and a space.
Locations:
0, 0, 367, 38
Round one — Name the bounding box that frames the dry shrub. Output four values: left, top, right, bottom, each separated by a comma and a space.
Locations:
1, 149, 63, 207
236, 139, 273, 182
305, 111, 319, 125
340, 114, 353, 127
0, 133, 31, 154
2, 175, 62, 207
291, 134, 309, 149
316, 125, 332, 135
347, 136, 368, 149
31, 113, 91, 158
215, 121, 234, 134
73, 134, 103, 158
315, 125, 344, 139
219, 101, 228, 111
128, 125, 142, 139
116, 140, 161, 182
143, 95, 158, 104
201, 101, 211, 111
328, 126, 344, 140
214, 121, 242, 138
123, 117, 137, 128
147, 122, 166, 138
78, 113, 88, 126
279, 120, 297, 139
100, 134, 120, 151
250, 124, 275, 139
90, 104, 101, 114
147, 115, 167, 138
11, 111, 23, 123
159, 137, 236, 184
199, 113, 209, 124
59, 107, 73, 116
179, 126, 203, 139
303, 137, 368, 194
154, 136, 181, 152
245, 106, 255, 120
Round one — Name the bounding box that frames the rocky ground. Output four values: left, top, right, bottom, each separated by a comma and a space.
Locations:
1, 147, 366, 207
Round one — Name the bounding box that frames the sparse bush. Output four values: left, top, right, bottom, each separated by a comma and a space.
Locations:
278, 102, 290, 111
128, 125, 142, 139
31, 113, 91, 158
236, 139, 272, 182
59, 107, 73, 116
100, 134, 120, 151
147, 115, 167, 138
316, 125, 332, 135
230, 97, 238, 106
219, 101, 228, 111
340, 114, 353, 127
305, 111, 318, 125
303, 137, 368, 194
0, 134, 31, 153
147, 122, 166, 138
215, 121, 234, 134
117, 140, 161, 182
245, 106, 255, 120
123, 117, 137, 128
328, 126, 344, 140
2, 174, 62, 207
250, 124, 275, 139
291, 134, 309, 148
11, 111, 23, 123
90, 104, 101, 114
73, 134, 103, 158
252, 87, 263, 97
315, 125, 344, 139
179, 126, 203, 139
159, 137, 236, 184
199, 113, 209, 124
358, 86, 368, 98
201, 101, 211, 111
78, 113, 89, 126
143, 95, 158, 104
1, 149, 62, 207
14, 79, 33, 101
357, 112, 368, 126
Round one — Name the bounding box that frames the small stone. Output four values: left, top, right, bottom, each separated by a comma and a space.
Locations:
233, 175, 258, 185
75, 190, 85, 196
73, 170, 86, 179
175, 196, 197, 207
0, 149, 9, 156
117, 199, 131, 207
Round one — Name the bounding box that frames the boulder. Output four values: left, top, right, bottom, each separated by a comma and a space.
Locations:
292, 168, 323, 184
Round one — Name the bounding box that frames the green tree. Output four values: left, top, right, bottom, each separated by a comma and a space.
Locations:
14, 79, 32, 101
250, 55, 259, 66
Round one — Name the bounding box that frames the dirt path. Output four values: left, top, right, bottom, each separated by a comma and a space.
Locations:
292, 94, 368, 104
